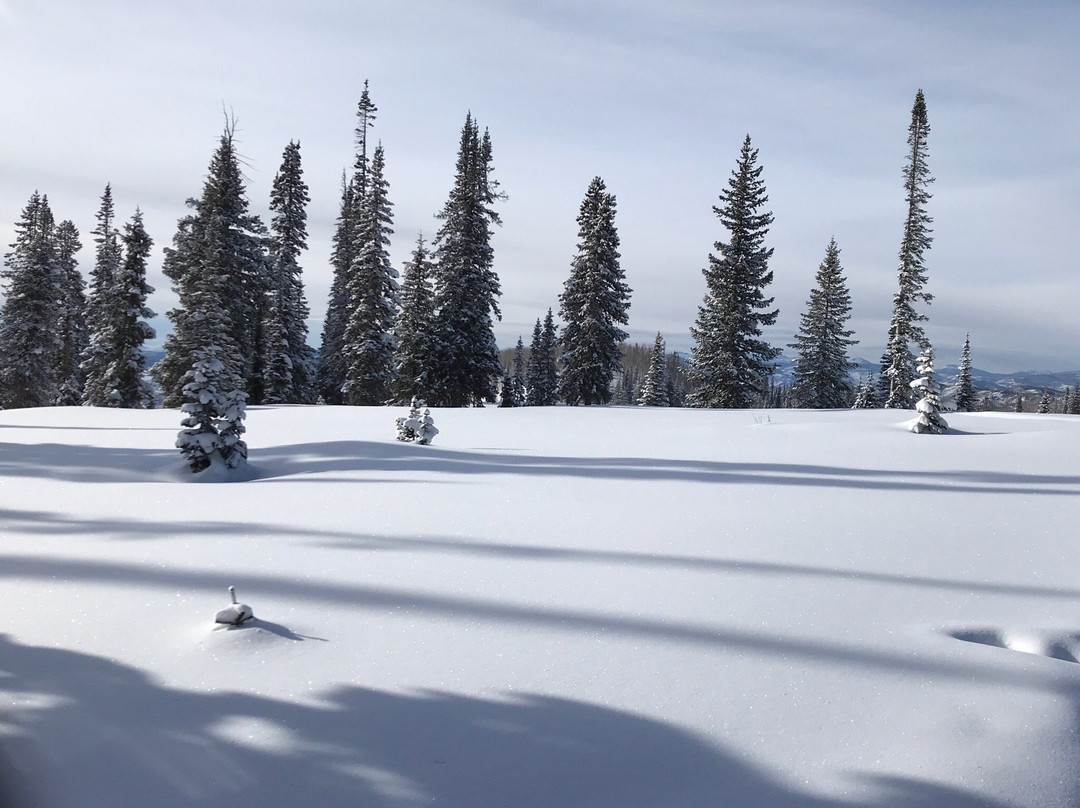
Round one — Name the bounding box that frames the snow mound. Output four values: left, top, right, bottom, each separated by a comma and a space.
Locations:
948, 628, 1080, 663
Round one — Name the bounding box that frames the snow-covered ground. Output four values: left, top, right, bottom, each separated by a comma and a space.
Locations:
3, 404, 1080, 807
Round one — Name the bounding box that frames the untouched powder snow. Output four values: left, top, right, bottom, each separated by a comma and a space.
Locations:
2, 404, 1080, 807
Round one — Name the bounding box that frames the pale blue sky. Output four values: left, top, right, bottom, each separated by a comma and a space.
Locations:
1, 0, 1077, 372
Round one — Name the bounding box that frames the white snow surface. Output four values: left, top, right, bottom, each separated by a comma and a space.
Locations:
2, 404, 1080, 807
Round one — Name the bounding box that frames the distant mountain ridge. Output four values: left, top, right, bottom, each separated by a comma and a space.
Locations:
148, 347, 1079, 397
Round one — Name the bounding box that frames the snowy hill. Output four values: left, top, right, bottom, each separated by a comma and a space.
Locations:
3, 404, 1080, 807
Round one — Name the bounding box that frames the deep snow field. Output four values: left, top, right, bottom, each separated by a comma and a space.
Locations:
3, 403, 1080, 807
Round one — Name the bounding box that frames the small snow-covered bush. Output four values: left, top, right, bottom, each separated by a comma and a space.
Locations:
395, 397, 438, 445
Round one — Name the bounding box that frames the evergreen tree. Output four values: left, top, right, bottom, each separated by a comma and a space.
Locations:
498, 366, 517, 407
953, 333, 976, 412
83, 208, 157, 408
880, 90, 934, 408
789, 238, 857, 408
1037, 390, 1052, 414
0, 192, 61, 409
1070, 388, 1080, 415
687, 135, 780, 408
511, 336, 526, 405
558, 176, 631, 405
429, 113, 503, 407
153, 120, 269, 407
318, 175, 356, 403
83, 185, 124, 406
525, 311, 559, 406
852, 376, 876, 409
909, 347, 948, 434
262, 140, 315, 404
613, 366, 640, 406
342, 143, 398, 405
103, 210, 156, 407
637, 332, 669, 406
52, 220, 88, 405
83, 184, 123, 364
1014, 395, 1024, 413
319, 84, 378, 404
174, 271, 247, 472
391, 233, 437, 404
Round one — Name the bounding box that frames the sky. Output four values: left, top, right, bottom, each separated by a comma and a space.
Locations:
0, 0, 1077, 373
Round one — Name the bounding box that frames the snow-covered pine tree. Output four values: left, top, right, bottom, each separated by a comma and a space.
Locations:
909, 347, 948, 434
511, 336, 526, 405
342, 143, 398, 405
1037, 391, 1052, 414
687, 135, 780, 408
153, 120, 269, 407
175, 281, 247, 472
262, 140, 316, 405
52, 220, 88, 405
852, 376, 876, 409
0, 192, 62, 409
558, 177, 631, 405
318, 175, 357, 404
319, 84, 378, 404
395, 397, 422, 442
789, 239, 857, 408
429, 114, 504, 407
391, 233, 437, 404
880, 90, 934, 408
953, 333, 975, 412
637, 332, 669, 406
82, 185, 125, 405
102, 209, 157, 408
1014, 395, 1024, 413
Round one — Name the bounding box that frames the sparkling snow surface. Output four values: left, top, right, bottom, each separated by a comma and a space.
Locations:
3, 405, 1080, 807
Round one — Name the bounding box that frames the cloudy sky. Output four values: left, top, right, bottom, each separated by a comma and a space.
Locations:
1, 0, 1077, 373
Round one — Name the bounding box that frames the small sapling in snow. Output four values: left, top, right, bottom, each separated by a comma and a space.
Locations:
395, 398, 438, 445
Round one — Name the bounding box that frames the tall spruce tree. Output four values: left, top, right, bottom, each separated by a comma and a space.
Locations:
318, 84, 378, 404
0, 192, 61, 409
83, 185, 125, 405
525, 311, 559, 406
558, 176, 631, 405
263, 140, 316, 404
789, 238, 857, 408
429, 113, 503, 407
637, 332, 669, 406
391, 233, 437, 404
342, 143, 398, 405
318, 176, 356, 403
953, 333, 975, 412
880, 90, 934, 408
511, 336, 526, 405
84, 185, 123, 355
687, 135, 780, 408
153, 120, 269, 407
94, 209, 156, 408
52, 220, 88, 405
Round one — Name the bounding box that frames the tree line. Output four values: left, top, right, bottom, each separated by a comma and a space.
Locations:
1, 86, 984, 443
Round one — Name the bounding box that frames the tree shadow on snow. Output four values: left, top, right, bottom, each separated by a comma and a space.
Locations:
0, 634, 1025, 808
249, 440, 1080, 497
2, 435, 1078, 496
